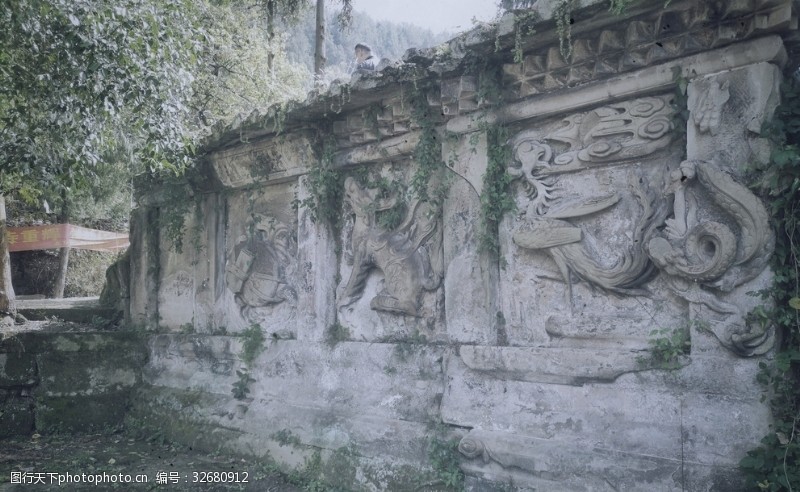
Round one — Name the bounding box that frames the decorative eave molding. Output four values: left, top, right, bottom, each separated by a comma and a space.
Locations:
447, 35, 787, 134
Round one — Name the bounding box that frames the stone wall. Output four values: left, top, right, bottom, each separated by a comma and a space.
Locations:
128, 0, 798, 489
0, 329, 146, 437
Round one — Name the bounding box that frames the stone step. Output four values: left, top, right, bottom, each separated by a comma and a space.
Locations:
16, 296, 117, 323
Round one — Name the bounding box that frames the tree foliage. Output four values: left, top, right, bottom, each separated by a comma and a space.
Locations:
189, 1, 306, 128
0, 0, 306, 196
0, 0, 308, 306
739, 78, 800, 491
0, 0, 203, 194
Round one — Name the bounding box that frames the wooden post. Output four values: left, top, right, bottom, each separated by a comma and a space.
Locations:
52, 192, 70, 299
0, 194, 16, 316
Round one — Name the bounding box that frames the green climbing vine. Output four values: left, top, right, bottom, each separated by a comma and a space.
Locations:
461, 58, 517, 262
408, 79, 447, 205
232, 323, 265, 400
511, 11, 541, 64
426, 433, 465, 491
554, 0, 575, 61
479, 125, 516, 260
301, 135, 346, 228
738, 77, 800, 491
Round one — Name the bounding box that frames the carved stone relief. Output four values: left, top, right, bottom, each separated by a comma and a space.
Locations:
689, 81, 730, 136
338, 177, 443, 317
507, 96, 673, 297
505, 96, 774, 356
209, 133, 314, 188
502, 0, 793, 99
645, 154, 775, 355
226, 214, 297, 322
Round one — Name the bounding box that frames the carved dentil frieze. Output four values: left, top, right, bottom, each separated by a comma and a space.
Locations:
225, 214, 297, 320
338, 177, 443, 317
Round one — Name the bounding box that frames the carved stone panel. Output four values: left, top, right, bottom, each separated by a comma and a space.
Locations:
209, 132, 315, 189
687, 62, 781, 165
336, 163, 444, 341
223, 185, 298, 335
499, 93, 775, 359
499, 95, 682, 348
645, 154, 775, 355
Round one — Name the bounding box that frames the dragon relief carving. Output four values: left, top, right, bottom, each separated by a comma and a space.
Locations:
225, 214, 297, 320
506, 96, 775, 356
338, 177, 443, 317
506, 97, 676, 297
645, 154, 775, 355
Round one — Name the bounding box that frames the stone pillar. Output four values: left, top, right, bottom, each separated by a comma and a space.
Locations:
295, 175, 337, 341
441, 131, 500, 345
128, 207, 160, 329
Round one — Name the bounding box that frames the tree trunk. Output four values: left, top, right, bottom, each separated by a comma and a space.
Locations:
52, 192, 70, 299
0, 194, 16, 316
314, 0, 326, 83
266, 0, 276, 71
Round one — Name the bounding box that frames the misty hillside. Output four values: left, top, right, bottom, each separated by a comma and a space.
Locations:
284, 8, 450, 79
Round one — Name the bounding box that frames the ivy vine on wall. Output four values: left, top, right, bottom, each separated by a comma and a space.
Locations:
739, 78, 800, 491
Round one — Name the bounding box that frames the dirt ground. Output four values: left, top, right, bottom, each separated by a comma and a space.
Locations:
0, 432, 301, 491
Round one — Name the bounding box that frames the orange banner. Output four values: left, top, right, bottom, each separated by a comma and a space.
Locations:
6, 224, 129, 252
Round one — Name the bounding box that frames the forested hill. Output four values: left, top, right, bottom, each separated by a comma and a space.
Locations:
285, 8, 450, 79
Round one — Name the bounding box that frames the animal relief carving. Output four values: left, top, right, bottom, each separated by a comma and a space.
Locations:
505, 97, 775, 356
645, 154, 775, 355
338, 177, 443, 317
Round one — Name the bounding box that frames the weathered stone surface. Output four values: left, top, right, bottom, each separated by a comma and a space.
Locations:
138, 336, 447, 477
458, 345, 649, 385
36, 392, 132, 433
209, 131, 315, 188
688, 62, 781, 165
0, 391, 34, 437
296, 176, 337, 342
0, 352, 37, 387
128, 207, 159, 328
0, 330, 145, 437
443, 353, 769, 474
448, 35, 787, 134
36, 351, 141, 396
124, 1, 795, 488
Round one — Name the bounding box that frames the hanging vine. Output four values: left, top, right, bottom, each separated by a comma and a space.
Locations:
739, 78, 800, 491
554, 0, 575, 61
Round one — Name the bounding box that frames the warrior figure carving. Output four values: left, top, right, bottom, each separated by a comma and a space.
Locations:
226, 214, 297, 320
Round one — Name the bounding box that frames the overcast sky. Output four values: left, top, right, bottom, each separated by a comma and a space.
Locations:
351, 0, 500, 35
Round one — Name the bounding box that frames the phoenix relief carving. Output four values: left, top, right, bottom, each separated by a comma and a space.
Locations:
338, 177, 444, 317
508, 97, 673, 297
